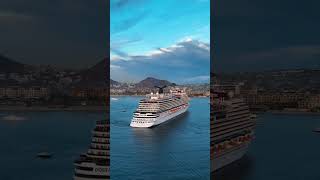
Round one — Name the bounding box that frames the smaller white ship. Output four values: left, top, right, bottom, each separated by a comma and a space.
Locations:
111, 97, 118, 101
313, 128, 320, 133
73, 119, 110, 180
37, 152, 53, 159
2, 115, 26, 121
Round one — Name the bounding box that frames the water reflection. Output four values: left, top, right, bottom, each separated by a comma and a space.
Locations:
211, 155, 253, 180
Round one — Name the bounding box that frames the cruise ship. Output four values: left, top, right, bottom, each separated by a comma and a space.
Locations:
211, 84, 256, 172
130, 86, 189, 128
73, 119, 110, 180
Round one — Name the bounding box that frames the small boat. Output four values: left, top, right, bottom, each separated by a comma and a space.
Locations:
312, 128, 320, 133
111, 97, 118, 101
37, 152, 53, 159
2, 115, 26, 121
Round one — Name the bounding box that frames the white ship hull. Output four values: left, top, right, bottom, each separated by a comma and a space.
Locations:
211, 143, 249, 172
130, 104, 188, 128
74, 163, 109, 180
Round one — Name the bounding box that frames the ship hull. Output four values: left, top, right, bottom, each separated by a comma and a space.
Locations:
130, 104, 188, 128
74, 164, 109, 180
211, 143, 249, 172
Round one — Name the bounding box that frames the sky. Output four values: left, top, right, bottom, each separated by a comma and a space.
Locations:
0, 0, 107, 69
213, 0, 320, 73
110, 0, 210, 84
2, 0, 319, 75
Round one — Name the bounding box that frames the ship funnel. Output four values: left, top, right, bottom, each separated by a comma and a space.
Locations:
154, 85, 167, 94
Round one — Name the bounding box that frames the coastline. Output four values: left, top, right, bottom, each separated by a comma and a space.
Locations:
110, 95, 209, 98
269, 110, 320, 115
253, 110, 320, 115
111, 95, 144, 97
0, 106, 107, 112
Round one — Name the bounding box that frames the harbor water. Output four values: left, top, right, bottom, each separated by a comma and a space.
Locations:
110, 96, 210, 180
212, 113, 320, 180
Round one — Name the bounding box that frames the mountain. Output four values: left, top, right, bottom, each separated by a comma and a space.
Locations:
0, 54, 27, 73
110, 79, 120, 86
135, 77, 176, 88
80, 58, 107, 81
75, 58, 108, 87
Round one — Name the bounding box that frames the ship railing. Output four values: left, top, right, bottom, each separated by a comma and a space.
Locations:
87, 151, 109, 156
93, 127, 109, 131
93, 133, 110, 138
89, 145, 109, 150
92, 140, 109, 144
74, 157, 109, 166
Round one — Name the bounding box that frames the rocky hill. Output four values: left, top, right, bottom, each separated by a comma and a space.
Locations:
135, 77, 175, 88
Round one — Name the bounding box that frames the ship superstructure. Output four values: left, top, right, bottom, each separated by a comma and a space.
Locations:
211, 84, 255, 172
74, 119, 110, 180
130, 87, 189, 128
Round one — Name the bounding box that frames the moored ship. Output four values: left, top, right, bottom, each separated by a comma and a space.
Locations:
130, 86, 189, 128
211, 84, 256, 172
73, 119, 110, 180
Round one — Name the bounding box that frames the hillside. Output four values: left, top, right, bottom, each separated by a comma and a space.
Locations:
0, 54, 28, 73
135, 77, 175, 88
110, 79, 120, 86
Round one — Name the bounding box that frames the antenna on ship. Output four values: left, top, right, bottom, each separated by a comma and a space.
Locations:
154, 85, 167, 94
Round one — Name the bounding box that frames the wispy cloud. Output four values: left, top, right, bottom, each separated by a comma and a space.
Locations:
111, 0, 147, 10
110, 48, 130, 60
111, 38, 143, 48
183, 75, 210, 83
113, 0, 130, 8
110, 64, 121, 69
111, 37, 143, 59
111, 11, 148, 34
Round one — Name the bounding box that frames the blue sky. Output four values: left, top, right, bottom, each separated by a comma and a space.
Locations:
110, 0, 210, 83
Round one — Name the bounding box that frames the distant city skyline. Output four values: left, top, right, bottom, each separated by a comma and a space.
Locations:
110, 0, 210, 84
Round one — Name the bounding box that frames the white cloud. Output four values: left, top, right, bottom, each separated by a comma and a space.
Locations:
184, 75, 210, 83
110, 54, 123, 61
110, 39, 210, 83
110, 64, 121, 69
180, 37, 193, 42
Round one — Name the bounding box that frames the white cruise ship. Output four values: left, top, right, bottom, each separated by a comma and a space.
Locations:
130, 86, 189, 128
73, 119, 110, 180
211, 85, 256, 172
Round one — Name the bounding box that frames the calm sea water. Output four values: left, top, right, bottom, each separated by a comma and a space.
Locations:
213, 112, 320, 180
2, 106, 318, 180
110, 96, 210, 180
0, 111, 105, 180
